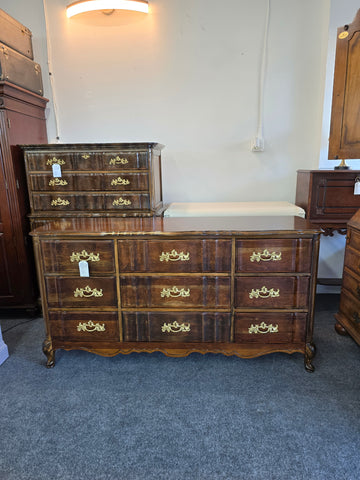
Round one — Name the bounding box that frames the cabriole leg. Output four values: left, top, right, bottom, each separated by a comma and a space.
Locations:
304, 342, 316, 372
42, 337, 55, 368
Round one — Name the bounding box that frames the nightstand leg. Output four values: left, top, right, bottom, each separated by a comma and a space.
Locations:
335, 322, 348, 336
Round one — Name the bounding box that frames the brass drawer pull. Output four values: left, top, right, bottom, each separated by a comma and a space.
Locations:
51, 197, 70, 206
159, 249, 190, 262
109, 156, 129, 165
161, 286, 191, 298
250, 249, 282, 262
161, 321, 191, 333
77, 320, 105, 332
70, 250, 100, 263
82, 154, 90, 159
46, 157, 65, 166
249, 286, 280, 299
111, 176, 130, 186
49, 178, 68, 186
73, 286, 103, 298
112, 198, 132, 206
248, 322, 279, 334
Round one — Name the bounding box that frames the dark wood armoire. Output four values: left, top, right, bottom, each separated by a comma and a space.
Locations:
0, 81, 47, 310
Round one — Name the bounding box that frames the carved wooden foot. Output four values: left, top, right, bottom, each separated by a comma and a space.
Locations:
42, 337, 55, 368
335, 322, 348, 336
304, 342, 316, 372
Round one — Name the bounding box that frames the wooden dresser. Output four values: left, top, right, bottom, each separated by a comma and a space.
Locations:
295, 169, 360, 235
335, 209, 360, 345
21, 143, 164, 228
30, 216, 320, 371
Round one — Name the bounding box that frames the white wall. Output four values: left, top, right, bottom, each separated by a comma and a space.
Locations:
2, 0, 356, 287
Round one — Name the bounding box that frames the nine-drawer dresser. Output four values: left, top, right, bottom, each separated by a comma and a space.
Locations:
30, 215, 320, 371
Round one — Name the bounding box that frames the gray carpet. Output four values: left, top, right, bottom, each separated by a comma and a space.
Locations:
0, 294, 359, 480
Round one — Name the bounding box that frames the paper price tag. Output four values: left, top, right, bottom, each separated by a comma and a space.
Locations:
78, 260, 89, 277
355, 180, 360, 195
52, 164, 62, 178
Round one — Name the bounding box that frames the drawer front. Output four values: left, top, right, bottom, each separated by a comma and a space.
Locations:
234, 312, 307, 343
41, 240, 115, 274
25, 151, 148, 171
48, 311, 119, 341
31, 193, 150, 212
234, 276, 309, 309
118, 239, 232, 273
29, 172, 149, 192
104, 193, 150, 211
32, 194, 104, 211
235, 239, 313, 273
347, 227, 360, 255
45, 277, 117, 307
120, 276, 231, 308
343, 246, 360, 277
122, 311, 231, 342
341, 270, 360, 301
310, 174, 360, 218
338, 289, 360, 334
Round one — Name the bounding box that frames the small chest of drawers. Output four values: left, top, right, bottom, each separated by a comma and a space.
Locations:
31, 216, 320, 371
335, 209, 360, 344
21, 142, 164, 227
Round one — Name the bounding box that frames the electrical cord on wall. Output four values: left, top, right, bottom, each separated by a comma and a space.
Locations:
43, 0, 61, 142
251, 0, 270, 152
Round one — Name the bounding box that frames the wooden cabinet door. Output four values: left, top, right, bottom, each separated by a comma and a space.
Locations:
329, 9, 360, 160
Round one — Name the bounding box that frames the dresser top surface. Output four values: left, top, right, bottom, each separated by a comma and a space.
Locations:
20, 142, 165, 152
30, 216, 320, 238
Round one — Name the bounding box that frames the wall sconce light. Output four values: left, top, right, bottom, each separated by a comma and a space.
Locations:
66, 0, 149, 18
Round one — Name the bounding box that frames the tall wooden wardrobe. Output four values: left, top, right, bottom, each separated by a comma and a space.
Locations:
0, 81, 48, 310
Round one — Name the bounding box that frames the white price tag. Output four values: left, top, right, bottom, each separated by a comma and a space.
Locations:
52, 164, 62, 178
78, 260, 89, 277
355, 180, 360, 195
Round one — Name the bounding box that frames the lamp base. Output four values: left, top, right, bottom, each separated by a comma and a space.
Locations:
334, 159, 350, 170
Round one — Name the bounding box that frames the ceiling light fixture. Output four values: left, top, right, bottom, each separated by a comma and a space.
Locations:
66, 0, 149, 18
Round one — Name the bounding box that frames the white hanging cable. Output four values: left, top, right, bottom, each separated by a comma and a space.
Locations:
252, 0, 270, 152
42, 0, 61, 142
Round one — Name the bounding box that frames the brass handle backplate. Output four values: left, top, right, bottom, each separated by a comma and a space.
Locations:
49, 178, 68, 186
73, 286, 103, 298
248, 322, 279, 334
250, 249, 282, 262
111, 177, 130, 186
159, 250, 190, 262
162, 321, 191, 333
70, 250, 100, 263
46, 157, 65, 166
112, 198, 132, 206
77, 321, 105, 332
161, 286, 191, 298
51, 197, 70, 206
249, 286, 280, 299
109, 156, 129, 165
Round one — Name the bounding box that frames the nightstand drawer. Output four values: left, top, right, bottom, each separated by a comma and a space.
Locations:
49, 311, 119, 341
118, 239, 232, 273
235, 239, 312, 273
234, 312, 307, 343
338, 289, 360, 335
234, 276, 309, 309
40, 240, 115, 274
122, 311, 231, 342
45, 277, 117, 307
120, 276, 231, 308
